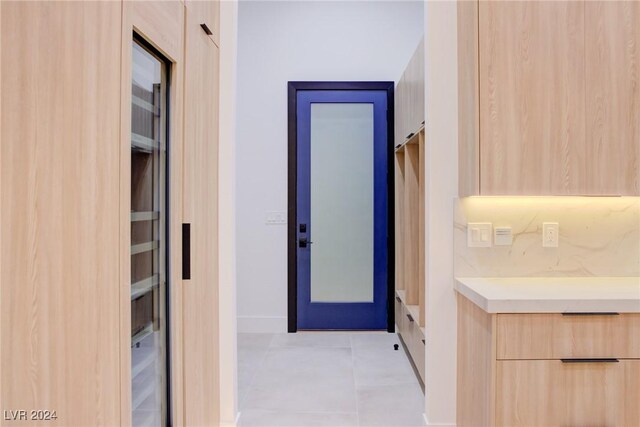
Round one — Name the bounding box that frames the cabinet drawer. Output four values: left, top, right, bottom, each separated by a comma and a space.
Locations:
405, 314, 425, 382
496, 359, 640, 426
497, 313, 640, 359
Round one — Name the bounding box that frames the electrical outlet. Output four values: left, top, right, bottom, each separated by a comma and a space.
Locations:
467, 223, 492, 248
542, 222, 559, 247
266, 211, 287, 225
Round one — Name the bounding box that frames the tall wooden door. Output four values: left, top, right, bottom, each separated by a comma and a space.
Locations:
0, 2, 122, 425
182, 6, 220, 426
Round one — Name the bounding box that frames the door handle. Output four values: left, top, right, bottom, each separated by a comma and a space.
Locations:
182, 223, 191, 280
298, 237, 313, 248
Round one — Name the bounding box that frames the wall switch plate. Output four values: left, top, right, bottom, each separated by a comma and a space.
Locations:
467, 223, 492, 247
494, 226, 513, 246
266, 211, 287, 225
542, 222, 559, 247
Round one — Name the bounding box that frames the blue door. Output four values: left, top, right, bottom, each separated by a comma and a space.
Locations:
296, 90, 389, 330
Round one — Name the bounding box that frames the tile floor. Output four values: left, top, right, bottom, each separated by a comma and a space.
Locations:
237, 332, 425, 427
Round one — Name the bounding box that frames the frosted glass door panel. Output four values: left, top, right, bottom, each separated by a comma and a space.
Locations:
310, 103, 374, 303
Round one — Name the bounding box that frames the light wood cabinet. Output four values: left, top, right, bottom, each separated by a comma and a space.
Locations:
496, 313, 640, 360
457, 294, 640, 426
585, 1, 640, 195
394, 130, 426, 384
395, 38, 424, 147
182, 5, 220, 425
496, 359, 640, 426
1, 2, 122, 425
458, 0, 640, 196
1, 1, 222, 426
186, 0, 220, 46
394, 39, 426, 383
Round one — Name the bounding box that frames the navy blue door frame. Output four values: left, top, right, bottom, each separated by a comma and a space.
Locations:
287, 81, 395, 333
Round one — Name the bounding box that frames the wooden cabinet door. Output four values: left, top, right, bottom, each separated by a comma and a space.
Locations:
182, 8, 220, 426
186, 0, 220, 46
496, 360, 640, 426
1, 2, 122, 425
478, 1, 586, 195
585, 1, 640, 195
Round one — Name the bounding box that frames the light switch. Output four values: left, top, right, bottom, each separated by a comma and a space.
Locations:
467, 223, 492, 247
266, 211, 287, 225
542, 222, 559, 247
494, 227, 513, 246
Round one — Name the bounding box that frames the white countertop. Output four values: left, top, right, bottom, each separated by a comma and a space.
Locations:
455, 277, 640, 313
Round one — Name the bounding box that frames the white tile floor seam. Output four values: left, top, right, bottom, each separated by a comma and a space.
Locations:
348, 335, 361, 427
238, 332, 424, 427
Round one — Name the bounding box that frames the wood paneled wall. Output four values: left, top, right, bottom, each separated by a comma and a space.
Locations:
1, 1, 221, 426
1, 2, 122, 425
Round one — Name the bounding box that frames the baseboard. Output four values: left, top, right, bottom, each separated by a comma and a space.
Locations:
423, 413, 456, 427
237, 316, 287, 333
220, 412, 241, 427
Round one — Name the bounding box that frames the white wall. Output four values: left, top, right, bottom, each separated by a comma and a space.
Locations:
236, 0, 424, 332
219, 1, 239, 425
423, 1, 458, 426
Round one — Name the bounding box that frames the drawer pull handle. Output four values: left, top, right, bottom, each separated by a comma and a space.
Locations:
406, 132, 415, 140
406, 314, 414, 322
561, 358, 619, 364
562, 312, 619, 316
396, 296, 402, 303
422, 339, 425, 345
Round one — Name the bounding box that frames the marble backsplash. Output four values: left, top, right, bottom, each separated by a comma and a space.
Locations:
454, 197, 640, 277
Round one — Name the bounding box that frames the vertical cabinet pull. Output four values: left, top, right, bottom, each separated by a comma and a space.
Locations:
182, 223, 191, 280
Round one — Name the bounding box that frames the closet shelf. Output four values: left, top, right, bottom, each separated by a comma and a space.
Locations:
131, 132, 159, 153
131, 240, 159, 255
131, 274, 160, 300
131, 211, 160, 222
132, 94, 159, 116
132, 376, 156, 412
132, 341, 156, 380
395, 125, 424, 152
132, 323, 154, 348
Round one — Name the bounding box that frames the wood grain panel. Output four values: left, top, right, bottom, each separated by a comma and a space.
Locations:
394, 150, 405, 291
404, 39, 425, 135
120, 2, 185, 425
182, 8, 220, 425
418, 131, 425, 327
479, 1, 586, 195
457, 0, 480, 196
496, 360, 640, 426
585, 1, 640, 195
456, 294, 496, 427
496, 313, 640, 360
1, 2, 121, 425
403, 142, 420, 305
395, 78, 406, 146
186, 0, 220, 46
